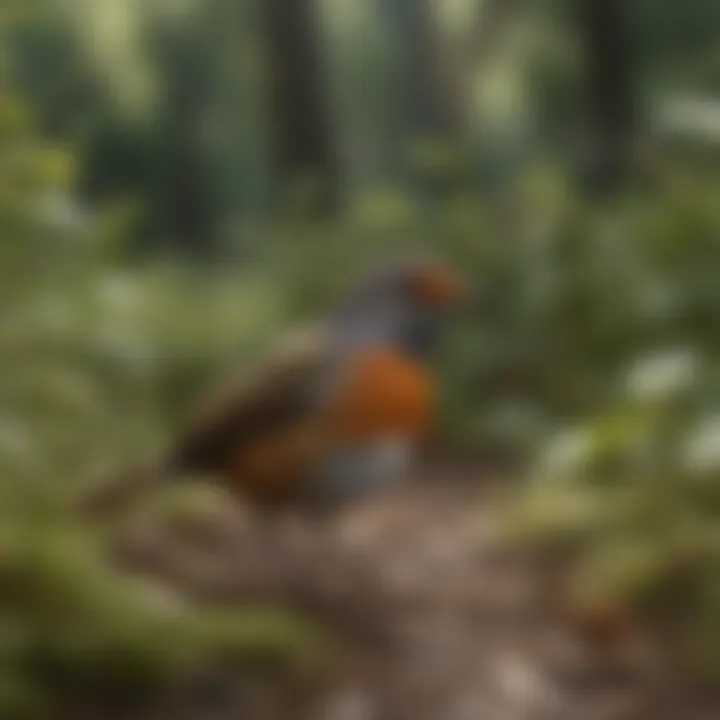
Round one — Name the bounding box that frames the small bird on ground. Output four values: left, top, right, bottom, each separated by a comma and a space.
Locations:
81, 259, 462, 522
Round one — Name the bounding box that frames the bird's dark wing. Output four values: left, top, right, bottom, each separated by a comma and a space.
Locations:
165, 324, 335, 477
78, 326, 335, 518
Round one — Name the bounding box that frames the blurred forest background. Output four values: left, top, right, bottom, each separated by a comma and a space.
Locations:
1, 0, 720, 717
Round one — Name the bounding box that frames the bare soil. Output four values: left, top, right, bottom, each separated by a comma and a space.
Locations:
100, 466, 718, 720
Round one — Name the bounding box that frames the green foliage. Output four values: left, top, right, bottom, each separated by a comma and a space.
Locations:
0, 93, 319, 718
273, 163, 720, 676
480, 170, 720, 674
3, 88, 719, 692
2, 0, 720, 690
1, 0, 718, 707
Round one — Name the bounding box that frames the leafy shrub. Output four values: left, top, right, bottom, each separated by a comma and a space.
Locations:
3, 78, 720, 705
275, 163, 720, 676
0, 93, 319, 718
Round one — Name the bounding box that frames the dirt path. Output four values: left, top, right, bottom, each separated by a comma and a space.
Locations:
112, 469, 716, 720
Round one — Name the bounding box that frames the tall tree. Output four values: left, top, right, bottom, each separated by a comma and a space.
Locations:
575, 0, 637, 195
148, 14, 218, 257
382, 0, 520, 196
385, 0, 458, 147
378, 0, 465, 204
263, 0, 337, 215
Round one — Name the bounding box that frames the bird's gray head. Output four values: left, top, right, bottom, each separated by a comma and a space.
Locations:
328, 259, 462, 359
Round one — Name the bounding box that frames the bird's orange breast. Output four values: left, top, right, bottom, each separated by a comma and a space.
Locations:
324, 347, 433, 441
224, 347, 433, 504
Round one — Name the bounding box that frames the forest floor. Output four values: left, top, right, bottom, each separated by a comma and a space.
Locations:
101, 464, 718, 720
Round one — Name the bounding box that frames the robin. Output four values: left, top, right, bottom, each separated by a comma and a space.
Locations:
81, 259, 462, 520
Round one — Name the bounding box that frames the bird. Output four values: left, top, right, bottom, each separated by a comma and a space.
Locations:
80, 258, 462, 522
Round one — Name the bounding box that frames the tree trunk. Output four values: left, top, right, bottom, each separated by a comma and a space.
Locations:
150, 19, 218, 257
263, 0, 337, 216
390, 0, 458, 144
382, 0, 463, 202
383, 0, 460, 148
575, 0, 637, 196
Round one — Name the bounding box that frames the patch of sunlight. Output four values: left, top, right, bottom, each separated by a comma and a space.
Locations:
470, 57, 529, 135
624, 347, 701, 403
654, 95, 720, 144
71, 0, 155, 116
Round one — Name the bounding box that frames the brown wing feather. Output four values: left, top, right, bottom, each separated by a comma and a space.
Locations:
165, 324, 333, 476
78, 326, 333, 519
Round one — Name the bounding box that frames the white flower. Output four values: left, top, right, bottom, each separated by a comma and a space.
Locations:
36, 190, 89, 234
683, 416, 720, 474
656, 95, 720, 143
538, 427, 594, 477
625, 348, 700, 402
